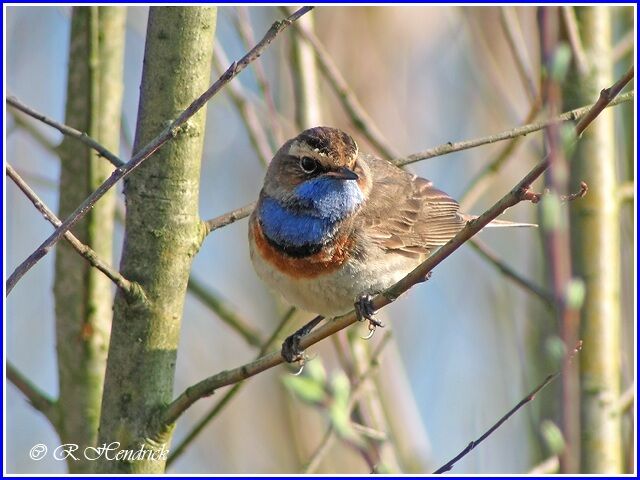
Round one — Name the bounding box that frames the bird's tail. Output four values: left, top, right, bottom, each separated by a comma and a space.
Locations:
462, 214, 538, 228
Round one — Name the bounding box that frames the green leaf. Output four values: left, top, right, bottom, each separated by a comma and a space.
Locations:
306, 358, 327, 385
541, 419, 566, 455
566, 278, 586, 310
282, 375, 326, 405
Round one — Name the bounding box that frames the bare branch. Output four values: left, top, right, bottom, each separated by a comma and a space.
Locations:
396, 90, 633, 167
7, 361, 58, 425
575, 66, 633, 135
433, 341, 583, 474
166, 307, 297, 467
203, 203, 255, 234
6, 96, 125, 168
6, 164, 143, 302
5, 6, 314, 295
160, 69, 632, 433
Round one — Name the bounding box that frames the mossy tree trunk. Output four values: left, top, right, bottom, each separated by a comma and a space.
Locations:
96, 7, 216, 473
564, 6, 623, 474
54, 7, 126, 473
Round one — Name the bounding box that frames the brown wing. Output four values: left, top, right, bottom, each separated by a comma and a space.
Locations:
357, 154, 466, 259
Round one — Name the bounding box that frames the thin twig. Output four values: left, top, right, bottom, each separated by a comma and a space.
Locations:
575, 66, 634, 135
433, 341, 583, 474
203, 203, 255, 234
212, 42, 274, 166
396, 90, 633, 167
6, 164, 143, 302
166, 307, 296, 467
6, 96, 125, 168
283, 6, 400, 160
188, 275, 264, 348
199, 91, 634, 236
468, 239, 555, 307
6, 6, 314, 296
159, 69, 632, 433
500, 7, 538, 101
561, 6, 590, 75
7, 361, 58, 425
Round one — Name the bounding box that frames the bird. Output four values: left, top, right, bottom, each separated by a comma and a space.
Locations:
248, 126, 533, 362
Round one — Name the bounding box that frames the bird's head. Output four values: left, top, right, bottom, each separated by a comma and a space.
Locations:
261, 127, 369, 221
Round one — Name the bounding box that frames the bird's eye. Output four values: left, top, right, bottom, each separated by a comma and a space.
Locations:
299, 156, 318, 174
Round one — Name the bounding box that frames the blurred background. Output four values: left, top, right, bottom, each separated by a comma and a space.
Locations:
5, 5, 635, 474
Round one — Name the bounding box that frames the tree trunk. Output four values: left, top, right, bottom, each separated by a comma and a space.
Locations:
54, 6, 125, 473
565, 6, 623, 474
96, 6, 216, 473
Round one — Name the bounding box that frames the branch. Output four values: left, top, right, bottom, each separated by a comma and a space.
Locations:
199, 90, 634, 237
575, 66, 634, 135
7, 361, 58, 425
433, 341, 583, 474
395, 89, 633, 167
202, 202, 255, 234
6, 164, 144, 302
159, 69, 632, 433
166, 307, 296, 467
5, 6, 314, 296
283, 6, 400, 160
6, 96, 125, 168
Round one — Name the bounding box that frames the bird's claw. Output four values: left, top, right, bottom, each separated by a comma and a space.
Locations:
355, 294, 384, 340
281, 332, 305, 364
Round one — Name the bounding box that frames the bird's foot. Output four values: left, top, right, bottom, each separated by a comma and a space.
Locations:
281, 315, 324, 365
355, 293, 384, 340
282, 332, 305, 364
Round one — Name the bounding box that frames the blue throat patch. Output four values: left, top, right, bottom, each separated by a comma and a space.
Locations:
259, 177, 364, 248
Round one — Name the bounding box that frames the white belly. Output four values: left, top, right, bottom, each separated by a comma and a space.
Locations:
249, 234, 419, 317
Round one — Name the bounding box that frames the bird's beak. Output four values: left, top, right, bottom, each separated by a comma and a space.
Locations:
326, 166, 359, 181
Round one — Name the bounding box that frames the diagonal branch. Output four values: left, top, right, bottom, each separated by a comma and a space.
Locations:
6, 164, 144, 302
7, 361, 58, 426
7, 96, 125, 168
5, 6, 314, 296
199, 90, 634, 236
